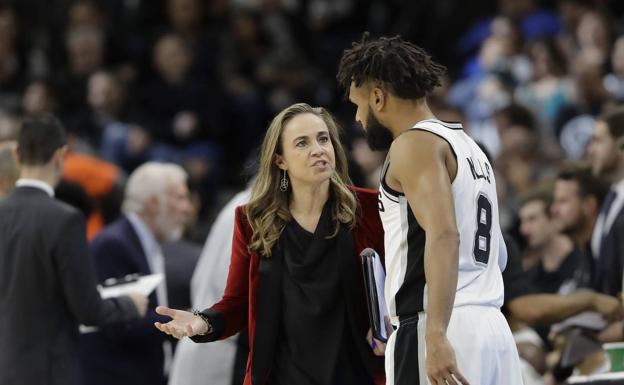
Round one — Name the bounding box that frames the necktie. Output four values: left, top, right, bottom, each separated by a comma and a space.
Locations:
599, 190, 618, 251
596, 189, 618, 286
601, 189, 618, 219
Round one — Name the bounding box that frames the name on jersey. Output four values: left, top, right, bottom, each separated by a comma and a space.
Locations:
466, 157, 491, 184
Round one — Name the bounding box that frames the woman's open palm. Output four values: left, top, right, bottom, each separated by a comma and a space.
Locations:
154, 306, 207, 339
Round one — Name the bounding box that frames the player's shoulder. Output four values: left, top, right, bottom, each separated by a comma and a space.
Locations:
389, 128, 449, 164
392, 127, 450, 150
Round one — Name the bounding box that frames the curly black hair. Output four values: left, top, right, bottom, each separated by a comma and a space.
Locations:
337, 33, 446, 100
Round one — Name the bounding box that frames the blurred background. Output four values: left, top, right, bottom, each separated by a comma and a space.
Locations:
0, 0, 622, 237
4, 0, 624, 384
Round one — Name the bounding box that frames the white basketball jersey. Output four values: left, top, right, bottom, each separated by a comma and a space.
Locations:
379, 119, 505, 320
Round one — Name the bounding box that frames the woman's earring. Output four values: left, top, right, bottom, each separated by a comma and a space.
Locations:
280, 170, 289, 192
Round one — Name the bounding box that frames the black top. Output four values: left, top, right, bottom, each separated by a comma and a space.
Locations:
269, 204, 372, 385
528, 248, 589, 295
502, 236, 594, 310
501, 235, 535, 312
526, 246, 592, 348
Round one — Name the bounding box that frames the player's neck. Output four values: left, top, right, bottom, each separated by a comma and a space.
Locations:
388, 99, 436, 138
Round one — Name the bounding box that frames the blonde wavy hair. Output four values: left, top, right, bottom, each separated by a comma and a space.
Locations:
246, 103, 357, 257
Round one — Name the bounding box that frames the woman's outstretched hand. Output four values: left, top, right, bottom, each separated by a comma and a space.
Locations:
154, 306, 209, 339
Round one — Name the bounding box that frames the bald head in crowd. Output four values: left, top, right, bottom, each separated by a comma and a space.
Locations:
0, 141, 18, 198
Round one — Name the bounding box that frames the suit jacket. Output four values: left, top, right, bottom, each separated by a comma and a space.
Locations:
79, 216, 170, 385
595, 205, 624, 296
192, 187, 386, 385
0, 186, 138, 385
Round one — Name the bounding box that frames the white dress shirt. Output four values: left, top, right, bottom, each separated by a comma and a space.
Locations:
15, 178, 54, 197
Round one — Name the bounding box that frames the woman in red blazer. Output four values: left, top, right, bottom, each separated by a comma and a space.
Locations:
156, 103, 385, 385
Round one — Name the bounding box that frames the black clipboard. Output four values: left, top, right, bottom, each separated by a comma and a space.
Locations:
360, 248, 388, 343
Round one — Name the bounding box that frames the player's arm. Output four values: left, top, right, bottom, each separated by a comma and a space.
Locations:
390, 131, 468, 385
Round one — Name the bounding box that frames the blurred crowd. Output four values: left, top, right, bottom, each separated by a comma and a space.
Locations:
0, 0, 472, 211
4, 0, 624, 384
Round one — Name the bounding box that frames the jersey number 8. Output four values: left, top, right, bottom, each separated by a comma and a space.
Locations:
473, 194, 492, 266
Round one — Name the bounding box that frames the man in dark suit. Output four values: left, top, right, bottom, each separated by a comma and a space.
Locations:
80, 162, 194, 385
588, 106, 624, 297
0, 115, 148, 385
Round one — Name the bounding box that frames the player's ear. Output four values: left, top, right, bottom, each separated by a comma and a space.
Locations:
370, 87, 386, 112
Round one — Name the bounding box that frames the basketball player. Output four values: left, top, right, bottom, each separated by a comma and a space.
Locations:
337, 34, 522, 385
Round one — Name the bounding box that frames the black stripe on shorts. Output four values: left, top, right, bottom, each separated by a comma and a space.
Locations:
393, 315, 422, 385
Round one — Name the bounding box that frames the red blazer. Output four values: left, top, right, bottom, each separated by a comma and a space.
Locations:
194, 187, 385, 385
